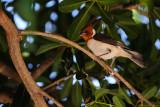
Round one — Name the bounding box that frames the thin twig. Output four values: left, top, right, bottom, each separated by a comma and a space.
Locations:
0, 61, 21, 83
42, 74, 74, 91
21, 31, 155, 107
41, 91, 64, 107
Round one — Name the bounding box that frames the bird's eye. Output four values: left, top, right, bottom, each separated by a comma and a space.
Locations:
85, 31, 89, 33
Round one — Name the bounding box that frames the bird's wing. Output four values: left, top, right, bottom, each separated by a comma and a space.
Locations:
93, 33, 131, 50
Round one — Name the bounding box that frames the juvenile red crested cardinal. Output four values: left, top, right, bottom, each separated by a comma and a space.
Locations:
80, 24, 146, 68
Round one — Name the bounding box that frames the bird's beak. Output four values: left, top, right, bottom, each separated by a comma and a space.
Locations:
80, 33, 86, 37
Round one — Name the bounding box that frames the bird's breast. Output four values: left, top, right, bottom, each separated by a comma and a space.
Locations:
87, 39, 117, 60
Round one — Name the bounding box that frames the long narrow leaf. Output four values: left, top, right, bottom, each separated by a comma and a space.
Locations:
118, 88, 133, 105
142, 86, 157, 99
60, 77, 73, 99
95, 88, 110, 100
112, 96, 126, 107
36, 43, 63, 55
72, 81, 82, 107
59, 0, 86, 13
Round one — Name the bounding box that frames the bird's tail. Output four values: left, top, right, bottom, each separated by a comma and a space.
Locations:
125, 50, 146, 68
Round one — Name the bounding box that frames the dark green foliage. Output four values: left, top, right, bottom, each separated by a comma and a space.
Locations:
0, 0, 160, 106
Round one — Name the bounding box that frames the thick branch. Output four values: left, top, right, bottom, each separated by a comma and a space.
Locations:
0, 10, 47, 107
21, 31, 155, 107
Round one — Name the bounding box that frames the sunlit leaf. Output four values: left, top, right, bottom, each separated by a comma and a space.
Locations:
112, 96, 126, 107
118, 88, 133, 105
72, 81, 82, 107
58, 0, 86, 13
142, 86, 157, 99
60, 77, 73, 99
36, 43, 63, 55
95, 88, 110, 100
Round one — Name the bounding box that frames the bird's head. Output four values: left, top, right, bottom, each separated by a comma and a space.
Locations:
80, 24, 96, 42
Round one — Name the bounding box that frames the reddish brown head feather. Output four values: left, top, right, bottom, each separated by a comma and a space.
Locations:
81, 25, 93, 42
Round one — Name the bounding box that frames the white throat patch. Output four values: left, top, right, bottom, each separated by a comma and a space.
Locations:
92, 29, 96, 37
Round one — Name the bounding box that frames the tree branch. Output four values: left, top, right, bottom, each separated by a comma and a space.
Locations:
41, 91, 64, 107
0, 61, 21, 83
0, 9, 47, 107
42, 74, 74, 91
21, 31, 155, 107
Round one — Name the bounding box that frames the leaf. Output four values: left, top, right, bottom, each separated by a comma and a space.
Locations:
98, 0, 119, 6
72, 81, 83, 107
98, 0, 130, 6
101, 80, 108, 88
61, 48, 73, 74
142, 86, 157, 99
67, 1, 95, 41
118, 88, 133, 105
154, 8, 160, 19
82, 79, 92, 101
91, 103, 108, 107
11, 85, 30, 107
95, 88, 110, 100
0, 35, 8, 52
74, 50, 85, 71
85, 61, 96, 70
149, 14, 160, 42
85, 3, 101, 16
58, 0, 85, 13
36, 43, 63, 55
60, 77, 73, 99
112, 96, 126, 107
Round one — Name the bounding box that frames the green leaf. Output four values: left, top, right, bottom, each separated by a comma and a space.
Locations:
101, 80, 108, 88
58, 0, 85, 13
98, 0, 130, 6
86, 3, 101, 16
67, 1, 95, 41
95, 88, 110, 100
154, 8, 160, 19
91, 103, 108, 107
85, 62, 96, 70
98, 0, 119, 6
60, 77, 73, 99
112, 96, 126, 107
61, 48, 73, 74
142, 86, 157, 99
118, 88, 133, 105
82, 79, 92, 101
72, 81, 83, 107
36, 43, 63, 55
0, 35, 8, 52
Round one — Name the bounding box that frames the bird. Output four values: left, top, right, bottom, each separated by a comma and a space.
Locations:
80, 24, 146, 68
